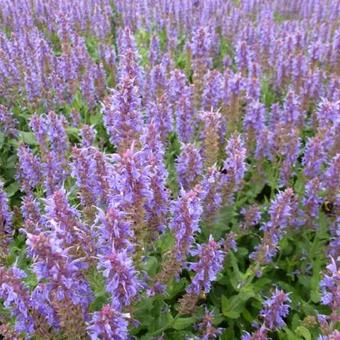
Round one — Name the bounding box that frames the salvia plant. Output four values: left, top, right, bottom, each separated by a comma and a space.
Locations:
0, 0, 339, 339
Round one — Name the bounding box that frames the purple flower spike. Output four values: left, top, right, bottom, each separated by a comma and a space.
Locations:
175, 86, 196, 144
0, 181, 12, 252
95, 207, 133, 254
80, 125, 96, 147
260, 288, 291, 330
44, 188, 82, 245
27, 232, 93, 331
170, 185, 203, 262
251, 188, 297, 264
87, 304, 128, 340
21, 195, 44, 234
320, 257, 340, 316
221, 134, 247, 202
187, 236, 225, 295
197, 309, 224, 340
177, 143, 203, 191
0, 266, 35, 335
323, 154, 340, 199
244, 100, 266, 150
0, 181, 12, 233
302, 135, 327, 179
200, 110, 222, 167
99, 247, 140, 309
103, 76, 143, 151
17, 144, 42, 193
200, 166, 222, 220
0, 105, 17, 137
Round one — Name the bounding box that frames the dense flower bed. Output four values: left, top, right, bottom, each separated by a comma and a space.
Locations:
0, 0, 339, 339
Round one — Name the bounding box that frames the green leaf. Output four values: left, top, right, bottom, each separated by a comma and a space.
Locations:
221, 295, 243, 319
283, 327, 301, 340
66, 127, 79, 138
222, 286, 256, 319
228, 252, 243, 289
153, 311, 174, 332
295, 326, 312, 340
0, 132, 5, 147
6, 182, 19, 197
90, 113, 102, 126
173, 317, 194, 330
19, 131, 38, 145
166, 278, 187, 299
143, 256, 159, 276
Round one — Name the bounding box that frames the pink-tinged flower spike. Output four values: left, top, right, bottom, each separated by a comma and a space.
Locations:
272, 123, 301, 186
99, 246, 141, 310
87, 304, 128, 340
176, 143, 203, 191
179, 236, 224, 314
16, 144, 42, 193
102, 76, 143, 152
320, 257, 340, 326
140, 122, 170, 236
251, 188, 297, 265
200, 166, 222, 221
147, 64, 167, 101
222, 71, 244, 131
71, 147, 96, 213
110, 143, 152, 257
221, 134, 247, 204
200, 110, 222, 168
27, 232, 93, 336
0, 181, 12, 257
117, 28, 143, 88
0, 105, 17, 137
80, 125, 96, 147
240, 205, 261, 231
196, 309, 224, 340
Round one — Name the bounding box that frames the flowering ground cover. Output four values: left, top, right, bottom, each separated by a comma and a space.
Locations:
0, 0, 339, 339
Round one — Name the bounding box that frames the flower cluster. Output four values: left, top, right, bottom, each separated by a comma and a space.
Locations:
0, 0, 338, 338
